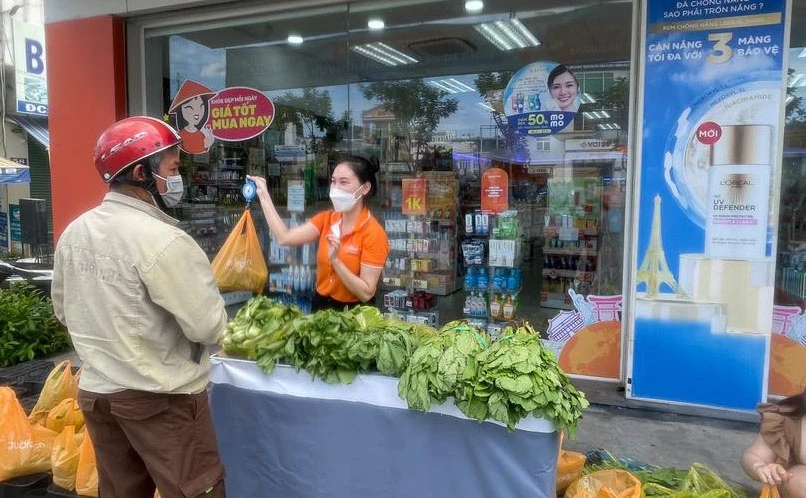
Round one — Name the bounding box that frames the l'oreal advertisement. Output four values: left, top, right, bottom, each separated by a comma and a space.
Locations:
630, 0, 791, 410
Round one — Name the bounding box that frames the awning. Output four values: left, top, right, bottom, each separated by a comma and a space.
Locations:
10, 114, 49, 149
0, 157, 30, 184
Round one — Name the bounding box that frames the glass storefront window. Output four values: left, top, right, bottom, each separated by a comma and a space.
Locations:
140, 0, 633, 379
770, 1, 806, 397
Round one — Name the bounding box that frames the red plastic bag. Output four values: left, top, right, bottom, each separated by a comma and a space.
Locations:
211, 209, 268, 294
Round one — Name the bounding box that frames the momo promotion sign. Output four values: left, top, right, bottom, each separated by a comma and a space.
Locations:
629, 0, 791, 410
14, 21, 47, 116
504, 62, 579, 136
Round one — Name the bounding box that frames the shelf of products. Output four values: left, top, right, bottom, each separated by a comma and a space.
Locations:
379, 172, 460, 326
540, 177, 603, 310
460, 211, 522, 336
266, 214, 317, 314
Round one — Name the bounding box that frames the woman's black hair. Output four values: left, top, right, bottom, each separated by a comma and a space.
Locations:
336, 155, 380, 198
174, 95, 211, 131
547, 65, 578, 89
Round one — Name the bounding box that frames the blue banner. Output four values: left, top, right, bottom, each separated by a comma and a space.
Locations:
0, 212, 7, 250
630, 0, 789, 410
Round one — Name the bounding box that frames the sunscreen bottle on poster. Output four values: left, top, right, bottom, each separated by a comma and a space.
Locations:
705, 125, 771, 260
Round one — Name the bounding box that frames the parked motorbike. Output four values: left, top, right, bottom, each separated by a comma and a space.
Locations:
0, 259, 53, 295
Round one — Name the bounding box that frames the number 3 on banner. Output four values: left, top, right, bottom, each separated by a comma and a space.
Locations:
707, 32, 733, 64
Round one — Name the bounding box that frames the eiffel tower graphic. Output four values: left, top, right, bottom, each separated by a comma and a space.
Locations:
637, 195, 678, 298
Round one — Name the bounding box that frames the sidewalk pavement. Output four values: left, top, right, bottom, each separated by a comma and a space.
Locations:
49, 348, 761, 494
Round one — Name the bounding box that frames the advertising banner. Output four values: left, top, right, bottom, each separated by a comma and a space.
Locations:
503, 62, 578, 136
13, 21, 47, 116
629, 0, 791, 410
401, 179, 427, 216
0, 212, 8, 251
9, 205, 21, 243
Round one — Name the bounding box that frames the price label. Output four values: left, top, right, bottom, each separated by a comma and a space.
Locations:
402, 179, 427, 216
412, 279, 429, 290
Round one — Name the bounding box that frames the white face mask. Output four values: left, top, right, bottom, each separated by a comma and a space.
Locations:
329, 184, 365, 212
153, 173, 184, 208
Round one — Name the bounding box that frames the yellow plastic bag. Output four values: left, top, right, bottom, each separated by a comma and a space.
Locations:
211, 209, 268, 294
51, 425, 84, 491
0, 386, 59, 480
46, 398, 84, 434
75, 430, 98, 497
565, 469, 642, 498
29, 361, 80, 425
760, 485, 780, 498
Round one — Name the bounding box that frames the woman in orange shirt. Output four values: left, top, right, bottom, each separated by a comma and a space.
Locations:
248, 156, 390, 312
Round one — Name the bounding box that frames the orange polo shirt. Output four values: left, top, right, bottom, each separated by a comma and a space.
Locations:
309, 207, 389, 303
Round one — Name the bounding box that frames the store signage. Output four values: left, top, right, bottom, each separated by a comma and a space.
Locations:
480, 168, 509, 214
504, 61, 578, 136
209, 87, 275, 142
9, 205, 21, 242
170, 80, 276, 155
629, 0, 790, 409
401, 179, 427, 216
14, 21, 48, 116
565, 139, 614, 151
274, 145, 306, 161
287, 180, 305, 213
0, 212, 8, 250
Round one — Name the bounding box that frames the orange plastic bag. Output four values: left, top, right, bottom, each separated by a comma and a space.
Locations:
46, 398, 84, 434
760, 485, 780, 498
51, 425, 84, 491
557, 450, 587, 493
29, 361, 80, 425
211, 209, 268, 295
75, 430, 98, 497
564, 469, 642, 498
0, 386, 59, 480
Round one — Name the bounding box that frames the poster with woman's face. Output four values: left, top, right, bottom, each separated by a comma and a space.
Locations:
503, 61, 579, 136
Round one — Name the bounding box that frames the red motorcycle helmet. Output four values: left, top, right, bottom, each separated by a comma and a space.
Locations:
94, 116, 182, 183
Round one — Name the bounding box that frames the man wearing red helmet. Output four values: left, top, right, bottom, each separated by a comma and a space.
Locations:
51, 116, 229, 498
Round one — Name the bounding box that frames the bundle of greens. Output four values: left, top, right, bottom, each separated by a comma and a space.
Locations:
398, 321, 490, 412
220, 296, 302, 360
456, 323, 589, 434
640, 464, 746, 498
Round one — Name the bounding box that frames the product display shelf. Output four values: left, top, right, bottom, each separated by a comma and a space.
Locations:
461, 211, 523, 336
266, 212, 317, 314
540, 177, 603, 310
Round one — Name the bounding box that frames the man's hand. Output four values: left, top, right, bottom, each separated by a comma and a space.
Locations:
754, 462, 791, 485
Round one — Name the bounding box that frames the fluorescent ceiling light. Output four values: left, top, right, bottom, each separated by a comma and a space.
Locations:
465, 0, 484, 13
597, 123, 621, 130
789, 72, 806, 88
351, 42, 418, 66
580, 93, 597, 104
287, 34, 303, 45
368, 19, 385, 30
786, 95, 795, 105
583, 111, 611, 120
474, 18, 540, 51
477, 102, 495, 112
799, 47, 806, 58
428, 78, 476, 94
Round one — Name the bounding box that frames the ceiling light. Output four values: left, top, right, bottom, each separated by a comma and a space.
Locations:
474, 19, 540, 51
368, 19, 385, 30
597, 123, 621, 130
477, 102, 495, 112
287, 34, 303, 45
580, 93, 597, 104
789, 72, 806, 88
351, 42, 418, 66
786, 95, 795, 105
465, 0, 484, 13
428, 78, 476, 94
799, 47, 806, 58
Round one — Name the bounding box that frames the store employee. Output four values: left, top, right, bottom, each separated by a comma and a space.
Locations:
248, 156, 389, 312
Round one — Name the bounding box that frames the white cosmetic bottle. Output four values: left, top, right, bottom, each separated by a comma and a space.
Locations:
704, 125, 771, 260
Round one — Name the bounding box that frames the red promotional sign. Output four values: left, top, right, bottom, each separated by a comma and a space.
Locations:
209, 87, 275, 142
402, 179, 427, 216
481, 168, 509, 214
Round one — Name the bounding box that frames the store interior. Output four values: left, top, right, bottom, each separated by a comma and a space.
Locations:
141, 0, 632, 335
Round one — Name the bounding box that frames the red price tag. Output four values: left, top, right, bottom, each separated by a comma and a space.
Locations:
402, 179, 427, 215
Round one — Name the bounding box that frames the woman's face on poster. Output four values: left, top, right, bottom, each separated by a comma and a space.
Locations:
550, 72, 579, 111
181, 96, 206, 128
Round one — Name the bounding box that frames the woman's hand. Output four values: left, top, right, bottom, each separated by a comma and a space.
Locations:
754, 463, 791, 485
246, 175, 270, 201
202, 125, 214, 148
327, 235, 341, 262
